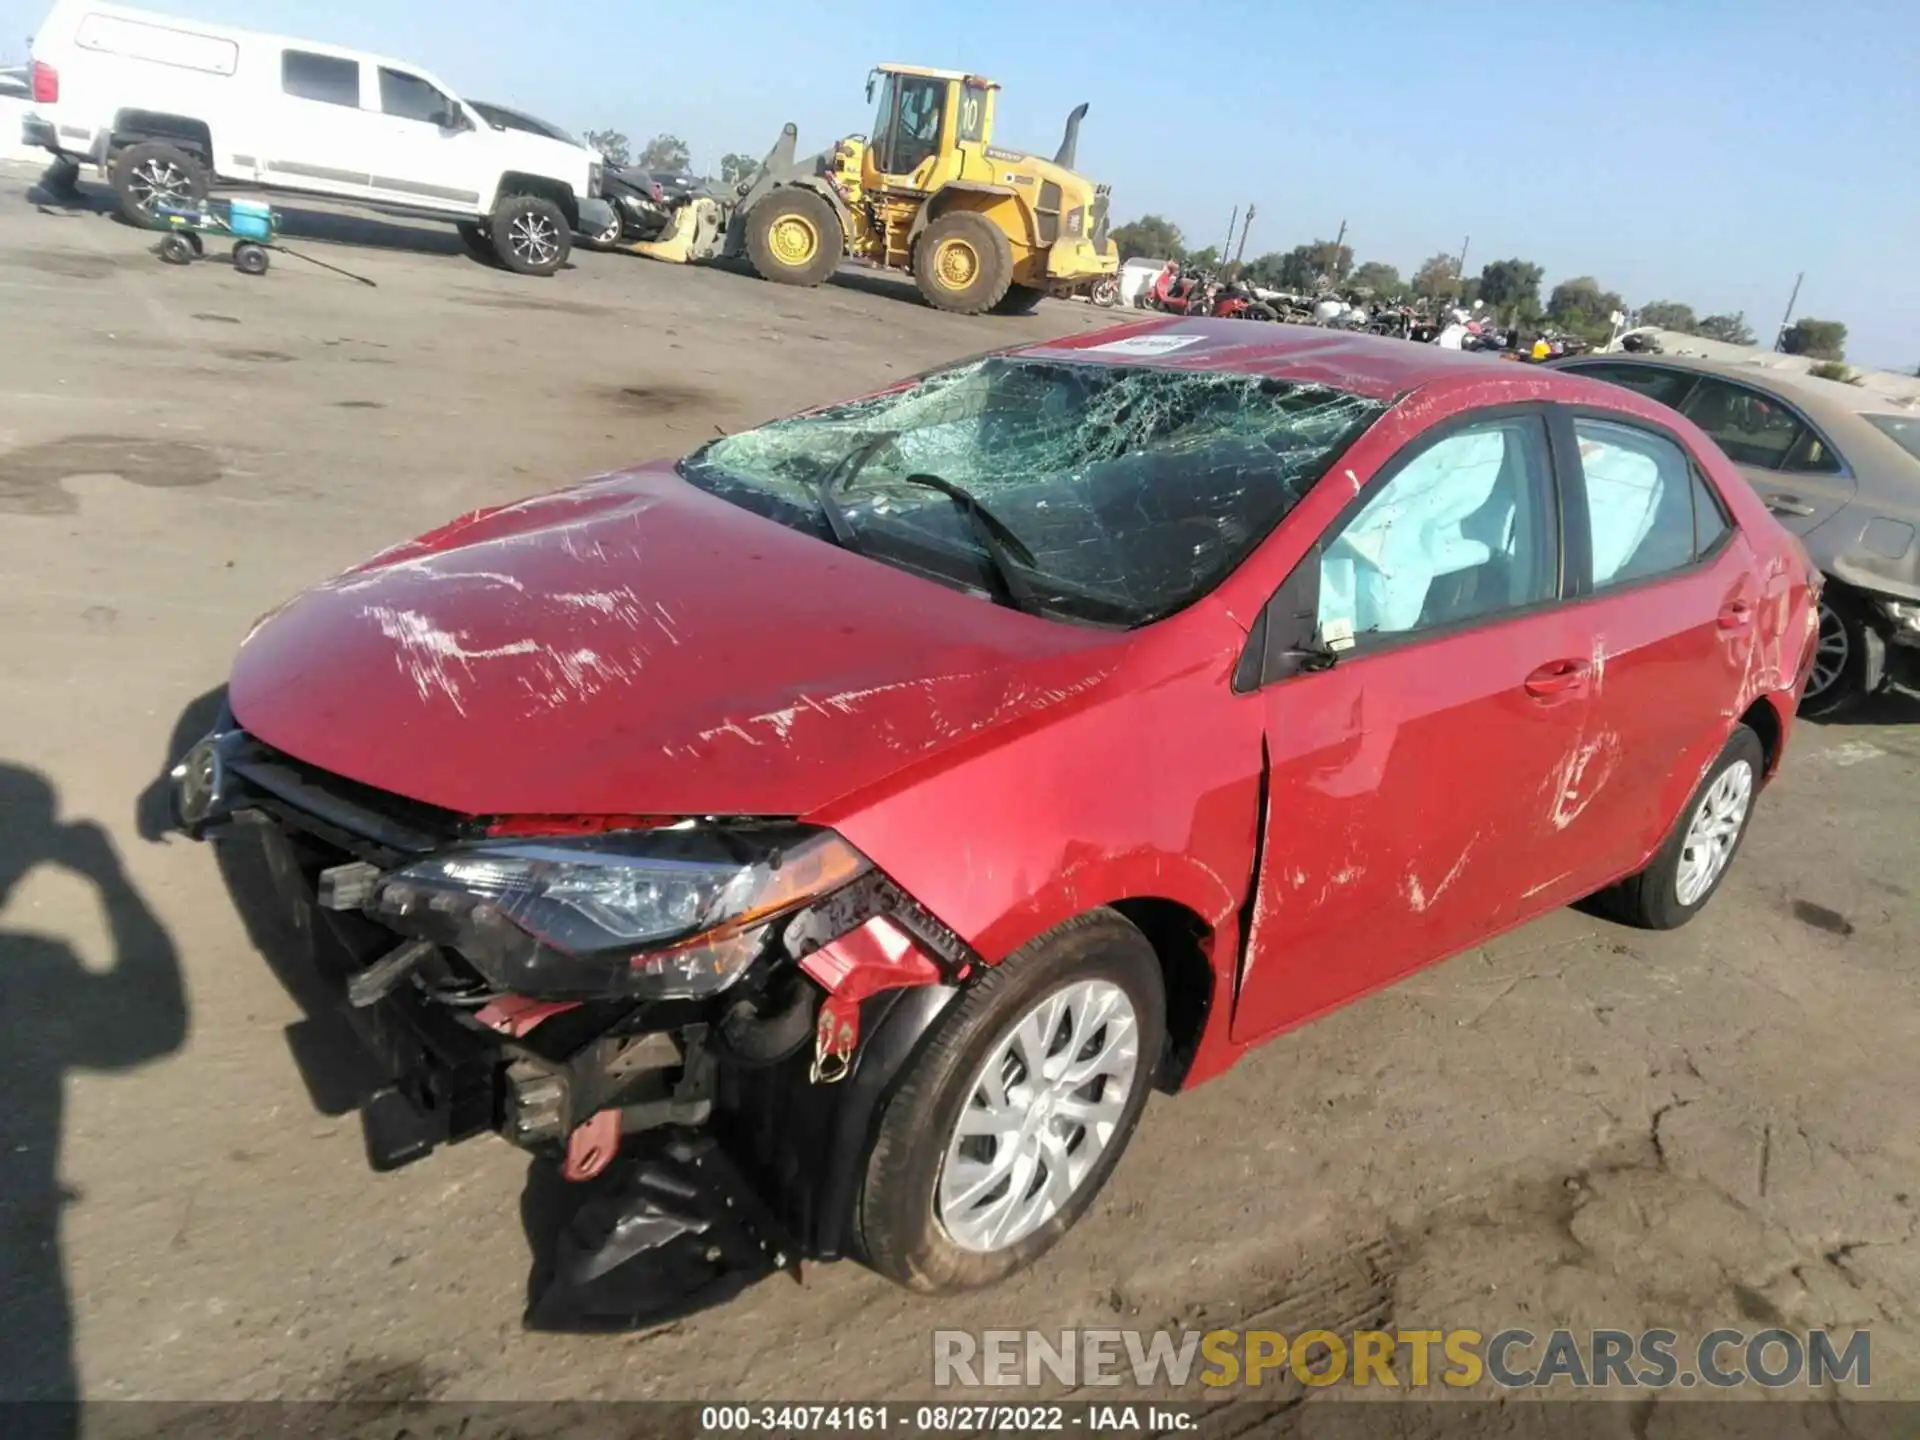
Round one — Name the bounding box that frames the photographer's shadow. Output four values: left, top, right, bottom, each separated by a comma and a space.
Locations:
139, 689, 376, 1118
0, 763, 188, 1411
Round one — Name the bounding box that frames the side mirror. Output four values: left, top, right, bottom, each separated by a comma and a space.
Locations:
1232, 543, 1338, 693
438, 105, 473, 132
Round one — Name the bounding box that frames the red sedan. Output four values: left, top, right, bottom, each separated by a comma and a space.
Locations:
174, 319, 1820, 1327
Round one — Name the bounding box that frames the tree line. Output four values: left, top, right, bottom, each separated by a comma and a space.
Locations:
581, 129, 765, 188
1110, 214, 1851, 361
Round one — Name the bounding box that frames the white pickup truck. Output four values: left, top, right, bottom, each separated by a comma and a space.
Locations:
21, 0, 607, 275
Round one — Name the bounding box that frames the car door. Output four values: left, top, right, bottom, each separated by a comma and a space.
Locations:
1231, 409, 1594, 1045
1677, 376, 1858, 540
1550, 409, 1759, 883
262, 49, 377, 198
364, 64, 485, 212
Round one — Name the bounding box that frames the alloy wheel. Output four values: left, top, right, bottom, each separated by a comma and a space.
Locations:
127, 158, 190, 214
1806, 601, 1849, 701
936, 979, 1139, 1254
508, 211, 561, 268
1675, 760, 1754, 907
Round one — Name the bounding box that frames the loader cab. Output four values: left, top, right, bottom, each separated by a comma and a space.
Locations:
863, 65, 995, 192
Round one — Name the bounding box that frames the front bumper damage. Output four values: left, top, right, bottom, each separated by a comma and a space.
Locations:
173, 716, 976, 1330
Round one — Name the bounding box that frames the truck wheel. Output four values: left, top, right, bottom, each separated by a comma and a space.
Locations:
491, 195, 572, 277
112, 141, 207, 228
744, 188, 842, 288
914, 211, 1014, 315
990, 283, 1045, 316
856, 908, 1164, 1293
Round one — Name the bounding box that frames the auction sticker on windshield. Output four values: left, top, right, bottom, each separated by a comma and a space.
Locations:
1088, 334, 1207, 356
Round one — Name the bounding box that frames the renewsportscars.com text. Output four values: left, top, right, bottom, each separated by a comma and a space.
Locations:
933, 1327, 1871, 1390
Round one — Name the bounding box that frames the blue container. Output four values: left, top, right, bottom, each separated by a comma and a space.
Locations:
228, 199, 272, 240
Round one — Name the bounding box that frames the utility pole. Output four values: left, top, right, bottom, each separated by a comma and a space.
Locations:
1232, 204, 1257, 271
1220, 207, 1237, 264
1775, 271, 1804, 350
1455, 234, 1470, 299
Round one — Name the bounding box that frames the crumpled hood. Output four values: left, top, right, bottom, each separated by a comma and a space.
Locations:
228, 466, 1126, 818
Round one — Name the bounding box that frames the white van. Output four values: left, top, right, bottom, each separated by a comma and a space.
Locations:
22, 0, 605, 275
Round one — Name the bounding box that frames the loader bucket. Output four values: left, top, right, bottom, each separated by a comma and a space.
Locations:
624, 197, 725, 264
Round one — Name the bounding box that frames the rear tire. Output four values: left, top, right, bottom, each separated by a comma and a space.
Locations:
156, 232, 195, 265
744, 187, 843, 288
1586, 726, 1764, 931
857, 908, 1164, 1293
232, 242, 269, 276
111, 140, 207, 228
491, 195, 572, 277
913, 210, 1013, 315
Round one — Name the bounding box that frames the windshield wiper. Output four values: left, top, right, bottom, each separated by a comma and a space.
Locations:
807, 432, 897, 553
891, 472, 1046, 615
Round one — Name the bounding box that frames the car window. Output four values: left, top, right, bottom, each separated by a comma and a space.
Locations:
1317, 416, 1557, 644
1680, 379, 1803, 469
1566, 362, 1697, 409
1574, 418, 1708, 588
1863, 413, 1920, 464
1782, 428, 1844, 474
1692, 468, 1731, 555
380, 67, 452, 124
282, 50, 360, 108
957, 82, 989, 143
682, 356, 1387, 627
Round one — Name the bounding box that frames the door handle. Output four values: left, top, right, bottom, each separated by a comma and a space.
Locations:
1766, 494, 1817, 517
1524, 658, 1591, 699
1718, 599, 1754, 631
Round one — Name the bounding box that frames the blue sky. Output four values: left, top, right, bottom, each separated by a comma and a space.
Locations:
9, 0, 1916, 366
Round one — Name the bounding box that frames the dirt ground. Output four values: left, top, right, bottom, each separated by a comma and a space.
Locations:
1, 162, 1916, 1421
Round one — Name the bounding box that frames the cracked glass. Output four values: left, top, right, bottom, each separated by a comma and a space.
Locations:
679, 356, 1387, 626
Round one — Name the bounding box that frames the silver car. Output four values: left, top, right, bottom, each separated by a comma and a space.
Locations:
1550, 354, 1920, 715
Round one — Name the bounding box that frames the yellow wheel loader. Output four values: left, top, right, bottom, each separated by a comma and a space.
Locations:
626, 64, 1119, 316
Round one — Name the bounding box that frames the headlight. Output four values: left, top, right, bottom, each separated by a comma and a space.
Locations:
367, 825, 868, 1001
1877, 598, 1920, 634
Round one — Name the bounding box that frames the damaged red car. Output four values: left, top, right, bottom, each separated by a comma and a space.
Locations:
174, 319, 1820, 1329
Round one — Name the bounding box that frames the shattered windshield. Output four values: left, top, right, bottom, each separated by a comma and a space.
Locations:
678, 356, 1387, 626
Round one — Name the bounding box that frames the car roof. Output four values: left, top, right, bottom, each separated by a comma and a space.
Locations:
1015, 317, 1570, 401
1551, 353, 1920, 491
1556, 352, 1920, 422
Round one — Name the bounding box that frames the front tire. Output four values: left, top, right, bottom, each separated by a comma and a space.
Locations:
913, 210, 1013, 315
744, 187, 843, 288
491, 195, 572, 276
1587, 726, 1765, 930
111, 140, 207, 228
1799, 593, 1880, 718
591, 208, 626, 247
857, 909, 1164, 1293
